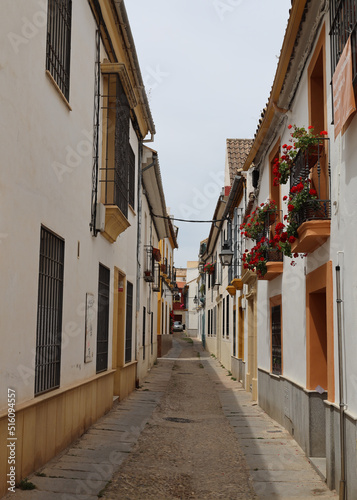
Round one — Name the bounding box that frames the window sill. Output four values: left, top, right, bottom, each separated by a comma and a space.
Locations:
45, 70, 72, 111
101, 205, 131, 243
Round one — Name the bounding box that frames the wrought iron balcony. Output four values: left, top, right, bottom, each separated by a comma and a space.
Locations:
289, 139, 331, 253
152, 262, 161, 292
144, 245, 154, 282
290, 139, 331, 226
255, 210, 283, 244
161, 258, 168, 275
171, 266, 176, 286
214, 261, 222, 288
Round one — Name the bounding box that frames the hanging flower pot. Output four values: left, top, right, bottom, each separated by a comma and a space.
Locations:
203, 263, 215, 275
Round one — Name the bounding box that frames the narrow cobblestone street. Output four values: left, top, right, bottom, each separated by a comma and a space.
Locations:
7, 334, 338, 500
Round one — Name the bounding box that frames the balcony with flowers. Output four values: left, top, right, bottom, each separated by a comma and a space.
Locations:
143, 245, 155, 282
203, 262, 215, 275
273, 125, 330, 253
241, 201, 285, 280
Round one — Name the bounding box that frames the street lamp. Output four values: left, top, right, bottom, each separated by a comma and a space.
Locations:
219, 242, 234, 267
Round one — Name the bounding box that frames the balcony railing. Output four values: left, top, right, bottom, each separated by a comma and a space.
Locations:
214, 261, 222, 288
290, 139, 331, 227
152, 262, 161, 292
161, 258, 167, 275
144, 245, 154, 282
257, 210, 284, 268
263, 247, 283, 264
171, 267, 176, 286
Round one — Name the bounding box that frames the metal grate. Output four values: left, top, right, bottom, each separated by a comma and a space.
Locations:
46, 0, 72, 101
96, 264, 110, 373
144, 245, 154, 282
233, 309, 237, 357
290, 140, 331, 227
330, 0, 357, 85
90, 29, 101, 235
101, 74, 130, 218
35, 227, 64, 396
271, 305, 282, 375
128, 144, 135, 209
125, 281, 133, 363
222, 297, 225, 337
151, 312, 154, 355
226, 295, 229, 339
143, 306, 146, 360
152, 262, 161, 292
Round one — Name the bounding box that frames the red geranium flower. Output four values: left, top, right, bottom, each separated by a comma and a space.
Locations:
320, 130, 328, 135
275, 222, 285, 234
296, 182, 304, 192
288, 124, 292, 129
309, 189, 317, 196
288, 236, 296, 243
288, 204, 294, 212
283, 195, 288, 201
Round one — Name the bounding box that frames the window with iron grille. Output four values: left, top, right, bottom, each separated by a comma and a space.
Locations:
330, 0, 357, 85
222, 298, 225, 337
226, 295, 230, 338
143, 306, 146, 360
46, 0, 72, 101
35, 227, 64, 396
125, 281, 133, 363
128, 144, 135, 209
151, 312, 154, 355
213, 306, 217, 337
96, 264, 110, 373
101, 74, 130, 218
233, 309, 236, 357
271, 305, 282, 375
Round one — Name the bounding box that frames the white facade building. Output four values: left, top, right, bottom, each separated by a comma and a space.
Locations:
0, 0, 174, 493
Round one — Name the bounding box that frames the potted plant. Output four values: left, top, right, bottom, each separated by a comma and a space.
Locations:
283, 179, 320, 237
204, 262, 215, 275
273, 125, 328, 186
240, 199, 277, 240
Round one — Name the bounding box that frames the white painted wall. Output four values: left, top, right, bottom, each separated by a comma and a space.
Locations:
254, 18, 357, 418
0, 0, 140, 409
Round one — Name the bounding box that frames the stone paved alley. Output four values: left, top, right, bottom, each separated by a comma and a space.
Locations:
6, 334, 338, 499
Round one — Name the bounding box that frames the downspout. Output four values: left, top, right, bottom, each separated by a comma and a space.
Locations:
335, 259, 346, 500
135, 141, 143, 372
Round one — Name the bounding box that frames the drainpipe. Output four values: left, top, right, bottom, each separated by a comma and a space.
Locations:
335, 260, 346, 500
135, 141, 143, 373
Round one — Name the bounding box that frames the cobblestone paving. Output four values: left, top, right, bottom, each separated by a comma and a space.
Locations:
5, 334, 338, 500
101, 336, 256, 499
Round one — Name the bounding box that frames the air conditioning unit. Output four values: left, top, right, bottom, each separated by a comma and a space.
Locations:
95, 203, 106, 232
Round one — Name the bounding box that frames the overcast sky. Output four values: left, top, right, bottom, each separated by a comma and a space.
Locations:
125, 0, 292, 268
